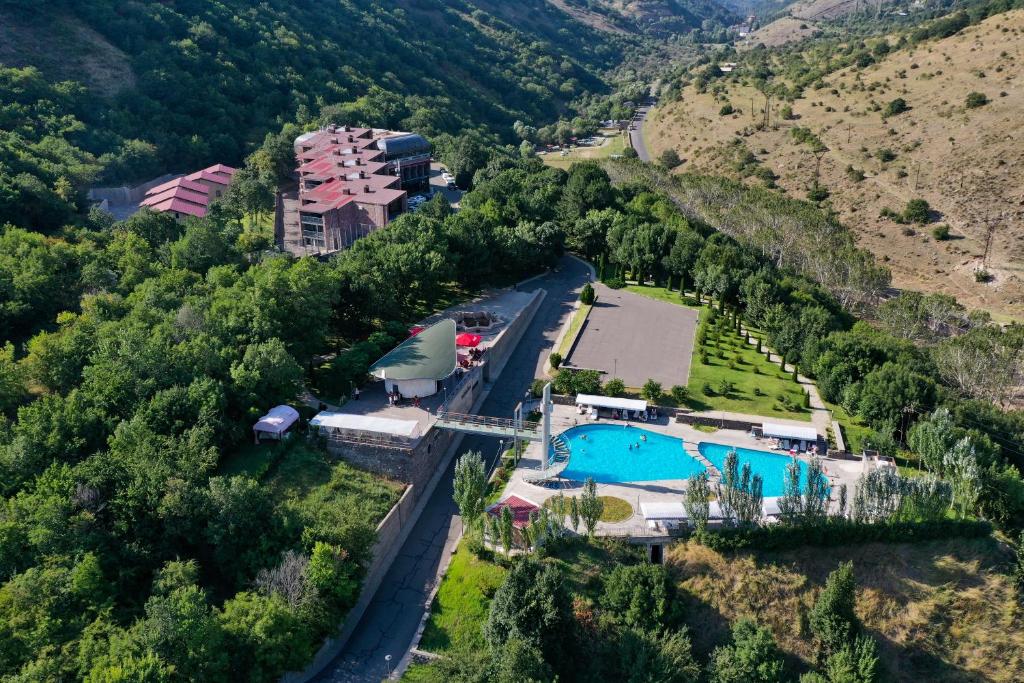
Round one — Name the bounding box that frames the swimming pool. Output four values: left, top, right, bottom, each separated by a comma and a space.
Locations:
555, 424, 706, 483
697, 442, 815, 498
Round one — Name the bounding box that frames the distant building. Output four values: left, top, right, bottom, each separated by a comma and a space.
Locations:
139, 164, 236, 222
279, 124, 431, 256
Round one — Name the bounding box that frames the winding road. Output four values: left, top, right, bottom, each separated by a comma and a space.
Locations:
311, 256, 589, 683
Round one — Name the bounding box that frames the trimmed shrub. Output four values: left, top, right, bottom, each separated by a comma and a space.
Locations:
549, 352, 563, 369
579, 282, 595, 305
603, 276, 625, 289
604, 377, 625, 398
670, 385, 689, 404
693, 518, 992, 552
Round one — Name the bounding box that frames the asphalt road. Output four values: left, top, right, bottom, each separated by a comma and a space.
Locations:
312, 256, 589, 683
629, 105, 652, 162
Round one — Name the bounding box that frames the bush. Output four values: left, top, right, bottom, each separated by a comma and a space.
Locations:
549, 352, 563, 369
902, 198, 931, 224
700, 350, 709, 365
604, 377, 625, 397
603, 276, 625, 289
642, 379, 663, 402
845, 165, 865, 182
670, 385, 689, 404
753, 387, 764, 397
717, 379, 734, 396
553, 368, 602, 396
932, 224, 951, 240
530, 378, 547, 398
719, 103, 734, 116
702, 382, 714, 396
875, 148, 896, 162
692, 518, 992, 552
965, 91, 989, 108
658, 149, 682, 169
807, 184, 829, 202
975, 268, 993, 283
579, 282, 595, 305
883, 98, 908, 117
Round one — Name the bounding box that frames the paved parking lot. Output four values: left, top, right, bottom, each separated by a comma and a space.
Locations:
565, 284, 698, 388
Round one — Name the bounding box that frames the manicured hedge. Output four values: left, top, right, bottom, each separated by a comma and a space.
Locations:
693, 518, 992, 552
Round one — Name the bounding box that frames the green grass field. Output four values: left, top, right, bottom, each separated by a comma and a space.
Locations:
541, 131, 628, 170
557, 302, 592, 357
418, 544, 507, 653
624, 284, 810, 421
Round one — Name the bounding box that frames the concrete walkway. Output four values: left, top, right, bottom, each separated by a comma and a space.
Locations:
310, 257, 589, 683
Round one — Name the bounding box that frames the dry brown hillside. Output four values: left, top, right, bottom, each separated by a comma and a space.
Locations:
669, 538, 1024, 681
647, 9, 1024, 318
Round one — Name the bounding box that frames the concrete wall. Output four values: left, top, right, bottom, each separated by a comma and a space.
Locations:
323, 364, 484, 488
87, 173, 180, 205
484, 288, 545, 382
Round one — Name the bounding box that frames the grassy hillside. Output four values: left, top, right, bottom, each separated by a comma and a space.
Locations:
646, 9, 1024, 318
669, 537, 1024, 681
555, 0, 740, 36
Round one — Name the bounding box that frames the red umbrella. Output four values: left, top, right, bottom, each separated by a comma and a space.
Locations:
456, 333, 482, 348
408, 326, 425, 337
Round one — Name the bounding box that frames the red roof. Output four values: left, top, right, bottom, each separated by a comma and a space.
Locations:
141, 187, 210, 207
144, 197, 208, 218
186, 170, 232, 186
488, 496, 539, 529
146, 177, 209, 197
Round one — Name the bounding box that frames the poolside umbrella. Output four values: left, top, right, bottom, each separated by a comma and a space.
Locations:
455, 333, 482, 348
408, 326, 425, 337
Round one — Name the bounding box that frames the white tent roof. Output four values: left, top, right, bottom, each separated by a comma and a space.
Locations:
576, 394, 647, 412
253, 405, 299, 434
310, 411, 420, 437
762, 422, 818, 442
640, 501, 686, 521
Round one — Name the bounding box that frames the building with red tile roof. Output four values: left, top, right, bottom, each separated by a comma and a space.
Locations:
487, 495, 540, 530
140, 165, 236, 222
278, 124, 431, 256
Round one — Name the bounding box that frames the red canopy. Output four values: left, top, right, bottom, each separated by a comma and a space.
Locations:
456, 333, 482, 348
408, 326, 425, 337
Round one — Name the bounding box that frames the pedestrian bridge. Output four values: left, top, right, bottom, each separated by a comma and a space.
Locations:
435, 411, 543, 441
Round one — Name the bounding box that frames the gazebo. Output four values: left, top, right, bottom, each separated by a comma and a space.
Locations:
252, 405, 299, 443
369, 319, 457, 398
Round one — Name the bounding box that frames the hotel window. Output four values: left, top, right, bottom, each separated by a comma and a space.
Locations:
300, 213, 326, 248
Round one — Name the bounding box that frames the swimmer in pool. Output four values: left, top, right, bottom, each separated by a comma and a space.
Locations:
641, 434, 647, 442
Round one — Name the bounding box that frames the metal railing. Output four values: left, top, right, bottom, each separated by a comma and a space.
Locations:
435, 411, 541, 438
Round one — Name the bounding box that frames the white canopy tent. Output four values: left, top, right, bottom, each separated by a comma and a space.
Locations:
575, 394, 648, 413
310, 411, 420, 438
253, 405, 299, 443
762, 423, 818, 442
640, 501, 687, 521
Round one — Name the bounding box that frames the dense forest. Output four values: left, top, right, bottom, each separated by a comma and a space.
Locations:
0, 0, 643, 232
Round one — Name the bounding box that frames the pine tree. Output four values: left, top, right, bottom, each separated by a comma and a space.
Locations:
810, 561, 859, 656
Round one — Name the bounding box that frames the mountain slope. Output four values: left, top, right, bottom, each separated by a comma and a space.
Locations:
0, 0, 631, 231
646, 8, 1024, 317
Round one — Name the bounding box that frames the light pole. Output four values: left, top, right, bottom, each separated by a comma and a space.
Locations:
385, 654, 392, 678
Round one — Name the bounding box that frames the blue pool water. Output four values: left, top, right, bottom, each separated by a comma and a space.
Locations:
697, 442, 815, 498
555, 424, 705, 483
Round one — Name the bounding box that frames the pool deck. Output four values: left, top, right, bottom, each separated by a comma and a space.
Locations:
501, 404, 865, 538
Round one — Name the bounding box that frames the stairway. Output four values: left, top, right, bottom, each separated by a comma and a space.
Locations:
684, 442, 721, 482
524, 435, 572, 484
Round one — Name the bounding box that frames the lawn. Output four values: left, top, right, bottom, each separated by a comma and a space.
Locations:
543, 494, 633, 523
825, 401, 872, 453
541, 130, 628, 170
625, 284, 810, 420
265, 443, 404, 533
217, 440, 283, 479
557, 301, 592, 357
417, 544, 507, 653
